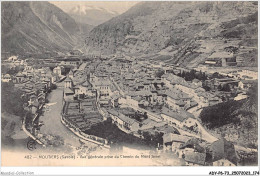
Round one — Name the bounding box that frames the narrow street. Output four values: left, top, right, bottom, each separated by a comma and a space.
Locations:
187, 108, 219, 143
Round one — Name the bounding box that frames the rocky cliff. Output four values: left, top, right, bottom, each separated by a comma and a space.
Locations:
85, 1, 257, 66
1, 2, 86, 56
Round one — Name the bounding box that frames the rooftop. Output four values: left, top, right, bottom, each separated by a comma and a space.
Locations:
107, 109, 137, 125
64, 88, 74, 94
163, 133, 191, 144
161, 107, 194, 122
184, 151, 206, 165
64, 77, 72, 82
208, 52, 234, 59
210, 138, 238, 165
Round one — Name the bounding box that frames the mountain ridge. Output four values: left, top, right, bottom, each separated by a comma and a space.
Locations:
1, 1, 87, 57
84, 1, 257, 66
68, 4, 119, 26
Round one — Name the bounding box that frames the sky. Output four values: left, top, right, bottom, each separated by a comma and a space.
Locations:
50, 1, 139, 14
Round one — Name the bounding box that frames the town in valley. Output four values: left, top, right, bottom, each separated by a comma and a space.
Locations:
1, 1, 258, 166
2, 51, 257, 166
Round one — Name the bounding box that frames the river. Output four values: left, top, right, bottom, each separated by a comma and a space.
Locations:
40, 81, 97, 150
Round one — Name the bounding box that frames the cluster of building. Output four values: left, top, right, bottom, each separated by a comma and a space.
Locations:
5, 55, 244, 165
43, 56, 87, 68
60, 61, 198, 146
2, 51, 253, 166
8, 66, 57, 118
63, 59, 221, 134
61, 66, 108, 132
107, 107, 167, 134
203, 77, 256, 101
1, 58, 65, 137
226, 69, 258, 80
75, 58, 244, 166
59, 59, 198, 145
205, 51, 237, 67
163, 133, 238, 166
12, 66, 56, 98
2, 55, 27, 67
1, 55, 67, 84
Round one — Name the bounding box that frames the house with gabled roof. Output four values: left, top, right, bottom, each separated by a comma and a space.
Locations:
184, 151, 206, 166
68, 70, 74, 79
161, 107, 196, 128
179, 138, 206, 153
74, 84, 96, 99
210, 138, 238, 166
107, 109, 139, 133
2, 74, 12, 82
64, 77, 73, 88
53, 66, 62, 76
15, 72, 25, 83
163, 133, 191, 155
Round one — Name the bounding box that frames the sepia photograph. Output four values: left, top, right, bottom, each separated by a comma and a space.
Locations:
1, 0, 258, 171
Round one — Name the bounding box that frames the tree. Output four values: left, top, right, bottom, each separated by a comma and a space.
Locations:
197, 70, 203, 80
185, 72, 193, 81
202, 72, 207, 80
247, 82, 257, 105
153, 82, 159, 89
1, 82, 27, 117
161, 82, 165, 87
212, 72, 220, 79
190, 69, 196, 77
221, 84, 231, 92
243, 120, 253, 141
218, 84, 223, 91
5, 65, 24, 75
181, 71, 186, 78
24, 112, 33, 128
50, 84, 57, 90
155, 69, 165, 78
143, 131, 152, 142
153, 132, 164, 146
224, 46, 239, 54
202, 84, 211, 91
144, 112, 148, 119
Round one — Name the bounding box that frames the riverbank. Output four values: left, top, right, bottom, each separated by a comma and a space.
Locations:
60, 115, 110, 149
39, 82, 82, 147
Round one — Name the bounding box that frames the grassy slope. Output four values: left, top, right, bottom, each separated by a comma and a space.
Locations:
199, 86, 258, 148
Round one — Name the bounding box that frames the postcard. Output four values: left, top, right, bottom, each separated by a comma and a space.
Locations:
1, 1, 258, 169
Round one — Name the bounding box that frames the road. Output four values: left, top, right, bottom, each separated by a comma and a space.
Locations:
187, 108, 219, 143
124, 103, 218, 143
186, 108, 257, 152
